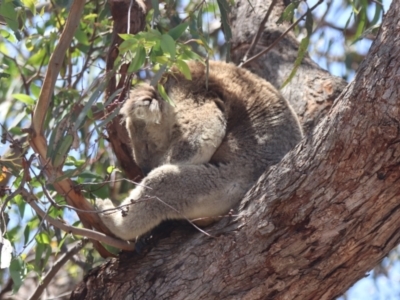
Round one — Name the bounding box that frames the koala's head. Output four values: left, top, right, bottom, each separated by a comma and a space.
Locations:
125, 118, 171, 175
121, 90, 174, 175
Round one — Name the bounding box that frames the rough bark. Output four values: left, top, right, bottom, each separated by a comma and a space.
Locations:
104, 0, 147, 182
71, 1, 400, 299
231, 0, 347, 133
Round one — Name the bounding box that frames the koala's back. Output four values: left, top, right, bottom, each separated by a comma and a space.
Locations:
97, 61, 303, 240
165, 61, 303, 181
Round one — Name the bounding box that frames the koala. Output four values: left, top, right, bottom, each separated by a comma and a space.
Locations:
96, 61, 303, 241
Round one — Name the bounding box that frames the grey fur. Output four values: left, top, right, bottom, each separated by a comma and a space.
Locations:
96, 61, 302, 240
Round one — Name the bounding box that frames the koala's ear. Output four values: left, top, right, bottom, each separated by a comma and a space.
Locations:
213, 97, 226, 113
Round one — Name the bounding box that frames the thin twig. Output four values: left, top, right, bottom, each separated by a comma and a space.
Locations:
240, 0, 323, 67
128, 0, 133, 33
28, 239, 89, 300
181, 0, 206, 23
0, 153, 34, 223
21, 188, 135, 250
241, 0, 278, 64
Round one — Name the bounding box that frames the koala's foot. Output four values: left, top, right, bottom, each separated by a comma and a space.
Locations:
121, 84, 166, 124
96, 198, 134, 240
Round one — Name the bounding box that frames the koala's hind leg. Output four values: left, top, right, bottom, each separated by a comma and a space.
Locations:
96, 163, 250, 241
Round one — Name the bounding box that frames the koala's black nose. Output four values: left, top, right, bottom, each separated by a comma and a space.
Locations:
141, 166, 152, 176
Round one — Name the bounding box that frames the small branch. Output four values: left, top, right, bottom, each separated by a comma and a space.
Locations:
241, 0, 278, 64
32, 0, 85, 134
28, 239, 89, 300
20, 189, 135, 251
240, 0, 323, 67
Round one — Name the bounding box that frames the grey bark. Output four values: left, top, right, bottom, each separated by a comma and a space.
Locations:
71, 1, 400, 299
231, 0, 347, 133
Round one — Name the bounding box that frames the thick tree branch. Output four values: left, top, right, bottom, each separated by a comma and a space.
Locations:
27, 0, 121, 257
71, 1, 400, 299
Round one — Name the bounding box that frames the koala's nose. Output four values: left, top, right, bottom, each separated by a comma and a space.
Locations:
140, 166, 152, 176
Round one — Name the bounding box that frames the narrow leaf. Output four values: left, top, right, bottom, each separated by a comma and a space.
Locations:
168, 23, 189, 40
73, 82, 106, 131
176, 60, 192, 80
161, 34, 176, 59
12, 94, 35, 105
128, 46, 146, 73
216, 0, 232, 62
281, 37, 309, 88
157, 83, 174, 106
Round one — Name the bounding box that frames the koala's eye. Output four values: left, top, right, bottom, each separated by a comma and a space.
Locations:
145, 143, 149, 152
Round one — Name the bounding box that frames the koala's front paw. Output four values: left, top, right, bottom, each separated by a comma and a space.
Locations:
95, 198, 115, 213
121, 84, 164, 124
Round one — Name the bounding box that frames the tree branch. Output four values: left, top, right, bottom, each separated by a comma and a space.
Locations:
32, 0, 83, 134
240, 0, 323, 68
71, 1, 400, 299
240, 0, 277, 64
28, 239, 89, 300
20, 189, 134, 251
26, 0, 120, 257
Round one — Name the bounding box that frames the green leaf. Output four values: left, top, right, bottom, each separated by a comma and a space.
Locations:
36, 232, 51, 244
157, 83, 174, 106
107, 165, 116, 174
197, 7, 203, 33
161, 34, 176, 59
23, 223, 31, 245
128, 46, 146, 72
168, 23, 189, 40
73, 81, 106, 131
96, 106, 121, 128
151, 0, 160, 20
74, 25, 89, 45
281, 37, 309, 88
305, 9, 313, 36
10, 258, 25, 293
104, 88, 123, 106
15, 194, 25, 218
150, 64, 167, 86
0, 72, 10, 79
119, 38, 139, 53
354, 6, 367, 42
12, 94, 35, 105
0, 29, 16, 43
21, 0, 36, 16
52, 134, 74, 168
277, 1, 300, 24
0, 0, 19, 31
370, 2, 382, 26
84, 13, 97, 20
182, 48, 202, 61
217, 0, 232, 61
34, 242, 45, 272
30, 84, 41, 98
176, 60, 192, 80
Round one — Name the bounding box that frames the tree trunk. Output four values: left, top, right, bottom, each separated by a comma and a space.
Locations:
230, 0, 347, 134
71, 1, 400, 299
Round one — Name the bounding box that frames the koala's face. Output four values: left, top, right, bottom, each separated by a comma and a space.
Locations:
126, 119, 170, 175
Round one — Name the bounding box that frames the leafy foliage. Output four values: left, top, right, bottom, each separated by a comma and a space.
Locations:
0, 0, 388, 298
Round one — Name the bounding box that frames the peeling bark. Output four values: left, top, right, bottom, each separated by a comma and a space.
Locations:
71, 1, 400, 299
